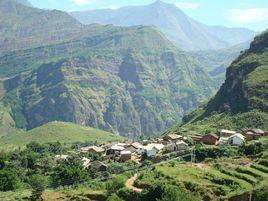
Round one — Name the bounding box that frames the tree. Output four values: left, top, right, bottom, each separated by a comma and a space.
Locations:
51, 159, 88, 187
0, 169, 20, 191
29, 174, 47, 201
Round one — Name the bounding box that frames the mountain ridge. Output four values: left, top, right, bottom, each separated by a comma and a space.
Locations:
70, 0, 256, 51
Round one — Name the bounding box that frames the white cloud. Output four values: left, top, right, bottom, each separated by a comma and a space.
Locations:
175, 2, 200, 10
227, 8, 268, 24
69, 0, 96, 6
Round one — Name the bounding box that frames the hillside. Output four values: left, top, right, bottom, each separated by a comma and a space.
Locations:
70, 0, 256, 51
171, 30, 268, 133
0, 0, 217, 138
0, 121, 124, 150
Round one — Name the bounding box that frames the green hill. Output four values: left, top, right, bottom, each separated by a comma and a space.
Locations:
170, 30, 268, 133
0, 121, 124, 150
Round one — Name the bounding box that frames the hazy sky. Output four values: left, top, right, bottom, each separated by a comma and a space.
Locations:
28, 0, 268, 31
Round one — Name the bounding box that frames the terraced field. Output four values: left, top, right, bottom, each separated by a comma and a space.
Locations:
136, 157, 268, 200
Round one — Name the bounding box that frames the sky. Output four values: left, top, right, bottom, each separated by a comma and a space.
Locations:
28, 0, 268, 31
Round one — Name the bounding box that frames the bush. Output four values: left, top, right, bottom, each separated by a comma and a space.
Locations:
240, 142, 264, 156
51, 159, 88, 187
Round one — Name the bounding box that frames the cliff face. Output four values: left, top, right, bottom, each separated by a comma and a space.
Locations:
2, 46, 215, 137
173, 30, 268, 133
203, 31, 268, 116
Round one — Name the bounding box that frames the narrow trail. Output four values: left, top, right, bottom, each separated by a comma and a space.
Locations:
125, 173, 143, 192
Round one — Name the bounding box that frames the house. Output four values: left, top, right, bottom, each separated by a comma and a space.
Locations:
145, 146, 157, 157
106, 145, 125, 155
148, 143, 165, 152
80, 146, 105, 155
55, 155, 69, 161
116, 143, 128, 148
136, 145, 147, 155
218, 137, 229, 145
89, 161, 108, 172
189, 135, 202, 143
163, 134, 182, 142
176, 141, 188, 150
202, 133, 218, 145
229, 133, 245, 146
125, 142, 143, 153
221, 129, 236, 137
120, 150, 132, 162
166, 142, 177, 152
82, 157, 91, 169
250, 128, 265, 135
243, 131, 261, 141
124, 145, 136, 153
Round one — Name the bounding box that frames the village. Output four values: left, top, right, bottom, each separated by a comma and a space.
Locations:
54, 128, 267, 173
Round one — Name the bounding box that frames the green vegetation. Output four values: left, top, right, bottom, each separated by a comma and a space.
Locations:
0, 121, 124, 150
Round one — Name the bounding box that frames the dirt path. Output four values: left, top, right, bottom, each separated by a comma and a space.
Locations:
125, 173, 143, 192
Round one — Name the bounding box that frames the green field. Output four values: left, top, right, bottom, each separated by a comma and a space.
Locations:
0, 121, 124, 150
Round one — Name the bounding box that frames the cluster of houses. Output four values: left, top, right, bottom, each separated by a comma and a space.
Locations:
54, 133, 189, 170
54, 128, 267, 172
189, 128, 266, 146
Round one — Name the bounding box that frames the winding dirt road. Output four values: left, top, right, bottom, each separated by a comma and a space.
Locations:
125, 173, 143, 192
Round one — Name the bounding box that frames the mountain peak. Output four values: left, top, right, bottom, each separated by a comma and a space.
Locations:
151, 0, 173, 7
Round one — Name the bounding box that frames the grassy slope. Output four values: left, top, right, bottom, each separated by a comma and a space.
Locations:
0, 121, 124, 150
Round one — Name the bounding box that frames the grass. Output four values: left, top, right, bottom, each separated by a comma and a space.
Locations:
0, 121, 124, 151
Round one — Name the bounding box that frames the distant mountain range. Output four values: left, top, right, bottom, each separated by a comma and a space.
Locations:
0, 0, 218, 137
70, 0, 256, 51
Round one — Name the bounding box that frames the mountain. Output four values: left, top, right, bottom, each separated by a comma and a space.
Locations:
0, 0, 86, 55
0, 0, 217, 138
171, 30, 268, 133
16, 0, 32, 7
70, 0, 256, 51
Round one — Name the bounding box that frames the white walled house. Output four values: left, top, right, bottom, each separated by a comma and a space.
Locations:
229, 133, 245, 146
146, 147, 157, 157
